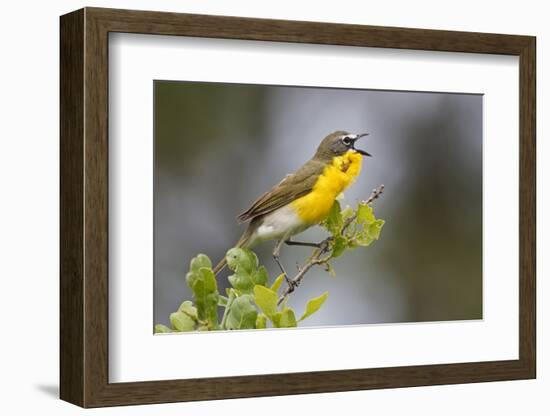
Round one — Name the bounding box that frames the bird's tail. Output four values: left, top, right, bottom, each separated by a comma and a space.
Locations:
213, 225, 255, 275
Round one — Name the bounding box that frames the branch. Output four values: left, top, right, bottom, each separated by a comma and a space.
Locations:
277, 184, 384, 306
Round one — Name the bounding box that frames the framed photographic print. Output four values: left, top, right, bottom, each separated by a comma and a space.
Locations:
60, 7, 536, 408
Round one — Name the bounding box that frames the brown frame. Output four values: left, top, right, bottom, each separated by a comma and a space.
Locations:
60, 7, 536, 408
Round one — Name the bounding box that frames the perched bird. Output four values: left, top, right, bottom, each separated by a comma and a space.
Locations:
214, 130, 371, 280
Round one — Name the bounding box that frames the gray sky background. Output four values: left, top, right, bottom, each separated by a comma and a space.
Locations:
154, 81, 482, 328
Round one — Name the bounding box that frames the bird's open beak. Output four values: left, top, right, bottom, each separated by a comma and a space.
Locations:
352, 133, 371, 157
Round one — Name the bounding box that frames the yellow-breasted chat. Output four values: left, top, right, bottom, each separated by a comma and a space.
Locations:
214, 130, 371, 283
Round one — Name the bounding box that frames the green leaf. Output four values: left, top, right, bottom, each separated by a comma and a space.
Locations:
254, 266, 269, 287
367, 219, 385, 240
355, 218, 384, 247
226, 247, 258, 272
226, 248, 269, 293
177, 300, 198, 320
220, 289, 236, 329
253, 285, 278, 318
356, 232, 374, 247
325, 201, 343, 235
154, 324, 172, 334
331, 236, 348, 258
299, 292, 329, 321
224, 294, 258, 330
280, 308, 297, 327
185, 254, 219, 328
341, 205, 354, 221
218, 295, 229, 306
169, 311, 195, 332
256, 313, 267, 329
356, 203, 375, 224
270, 273, 285, 293
185, 254, 213, 288
188, 265, 219, 328
354, 205, 385, 247
272, 308, 297, 328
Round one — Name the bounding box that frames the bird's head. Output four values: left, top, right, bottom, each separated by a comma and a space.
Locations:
314, 130, 371, 160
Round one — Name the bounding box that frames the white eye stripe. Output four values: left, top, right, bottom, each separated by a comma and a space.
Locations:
341, 134, 357, 145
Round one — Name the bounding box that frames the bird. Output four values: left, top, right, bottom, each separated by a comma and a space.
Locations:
213, 130, 371, 281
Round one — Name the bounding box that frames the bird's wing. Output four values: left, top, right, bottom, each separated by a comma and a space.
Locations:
237, 159, 325, 223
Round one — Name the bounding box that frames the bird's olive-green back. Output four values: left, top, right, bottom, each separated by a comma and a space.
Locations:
237, 130, 350, 222
237, 158, 326, 222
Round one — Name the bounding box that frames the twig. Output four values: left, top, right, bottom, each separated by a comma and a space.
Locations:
277, 184, 384, 306
364, 184, 385, 205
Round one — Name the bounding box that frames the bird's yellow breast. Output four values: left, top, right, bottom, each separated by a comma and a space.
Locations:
291, 150, 363, 224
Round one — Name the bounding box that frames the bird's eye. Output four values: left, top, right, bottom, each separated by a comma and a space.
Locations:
342, 136, 352, 146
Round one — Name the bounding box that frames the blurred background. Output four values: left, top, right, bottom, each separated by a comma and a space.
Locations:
154, 80, 482, 328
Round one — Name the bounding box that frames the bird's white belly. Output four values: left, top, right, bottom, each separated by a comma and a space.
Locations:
251, 205, 308, 245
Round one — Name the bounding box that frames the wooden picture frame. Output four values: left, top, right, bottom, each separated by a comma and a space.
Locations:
60, 7, 536, 408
